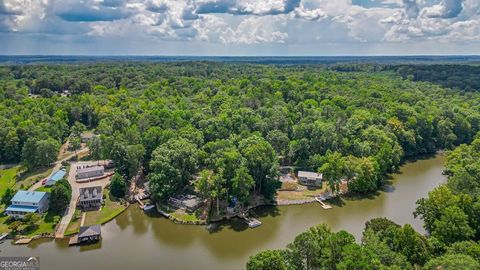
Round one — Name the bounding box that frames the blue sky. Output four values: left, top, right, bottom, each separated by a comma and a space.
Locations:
0, 0, 479, 55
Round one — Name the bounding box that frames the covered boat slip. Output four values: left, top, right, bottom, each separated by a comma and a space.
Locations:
69, 224, 102, 246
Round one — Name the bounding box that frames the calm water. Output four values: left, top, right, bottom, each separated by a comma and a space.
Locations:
0, 155, 446, 270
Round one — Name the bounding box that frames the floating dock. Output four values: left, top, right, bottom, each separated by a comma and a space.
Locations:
315, 197, 332, 209
245, 217, 262, 228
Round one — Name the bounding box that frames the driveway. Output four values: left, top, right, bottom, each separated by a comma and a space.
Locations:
29, 148, 90, 192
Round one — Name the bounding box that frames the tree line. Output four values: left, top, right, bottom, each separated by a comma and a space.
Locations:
1, 63, 480, 212
247, 134, 480, 270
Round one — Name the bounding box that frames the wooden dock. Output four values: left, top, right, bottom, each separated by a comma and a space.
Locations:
14, 238, 33, 245
68, 235, 78, 246
315, 197, 332, 209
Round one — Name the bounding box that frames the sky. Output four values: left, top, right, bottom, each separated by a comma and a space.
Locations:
0, 0, 479, 55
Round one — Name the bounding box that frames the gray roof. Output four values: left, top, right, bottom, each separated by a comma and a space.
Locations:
79, 186, 103, 201
298, 171, 323, 179
80, 132, 94, 139
77, 166, 104, 174
78, 224, 101, 238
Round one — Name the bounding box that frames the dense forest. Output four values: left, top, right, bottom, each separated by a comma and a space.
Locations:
395, 65, 480, 92
1, 63, 480, 210
247, 135, 480, 270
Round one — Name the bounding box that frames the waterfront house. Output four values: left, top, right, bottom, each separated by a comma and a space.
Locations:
298, 171, 323, 187
76, 165, 104, 180
78, 224, 101, 243
78, 186, 103, 210
169, 195, 204, 213
5, 190, 49, 219
80, 132, 95, 143
45, 169, 67, 186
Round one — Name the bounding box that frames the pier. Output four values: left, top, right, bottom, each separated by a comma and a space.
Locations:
136, 196, 145, 209
315, 197, 332, 209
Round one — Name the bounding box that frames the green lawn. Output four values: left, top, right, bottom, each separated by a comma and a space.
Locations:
64, 209, 82, 236
0, 211, 59, 236
157, 204, 203, 223
23, 212, 59, 237
84, 193, 126, 226
35, 186, 52, 193
0, 166, 21, 196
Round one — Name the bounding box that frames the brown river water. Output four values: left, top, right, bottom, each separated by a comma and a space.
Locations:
0, 155, 446, 270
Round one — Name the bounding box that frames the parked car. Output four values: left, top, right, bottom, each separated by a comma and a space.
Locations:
41, 178, 47, 185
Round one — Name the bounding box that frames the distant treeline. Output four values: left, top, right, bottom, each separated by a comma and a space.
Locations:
329, 64, 480, 92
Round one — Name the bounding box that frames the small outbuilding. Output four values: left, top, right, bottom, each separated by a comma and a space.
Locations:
45, 169, 66, 186
78, 224, 101, 244
298, 171, 323, 187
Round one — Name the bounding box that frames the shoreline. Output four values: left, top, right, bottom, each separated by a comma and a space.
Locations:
8, 153, 445, 244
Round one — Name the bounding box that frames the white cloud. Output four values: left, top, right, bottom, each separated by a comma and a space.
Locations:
0, 0, 479, 54
220, 16, 288, 44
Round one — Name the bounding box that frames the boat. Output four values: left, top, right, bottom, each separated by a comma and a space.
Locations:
245, 217, 262, 228
143, 204, 155, 211
0, 233, 8, 241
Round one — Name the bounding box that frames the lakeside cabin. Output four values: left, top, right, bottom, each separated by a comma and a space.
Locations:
297, 171, 323, 187
78, 186, 103, 210
76, 165, 104, 180
5, 190, 49, 219
45, 169, 67, 186
169, 195, 204, 213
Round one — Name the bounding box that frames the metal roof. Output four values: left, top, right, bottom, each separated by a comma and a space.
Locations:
11, 190, 48, 204
79, 224, 101, 238
77, 166, 104, 174
298, 171, 323, 179
47, 169, 66, 183
6, 205, 38, 213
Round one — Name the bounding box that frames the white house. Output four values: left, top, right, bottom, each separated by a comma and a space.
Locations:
76, 165, 104, 180
5, 190, 49, 219
297, 171, 323, 187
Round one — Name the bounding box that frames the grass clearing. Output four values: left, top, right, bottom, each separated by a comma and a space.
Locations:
276, 184, 327, 201
64, 209, 82, 236
157, 204, 203, 223
0, 166, 21, 196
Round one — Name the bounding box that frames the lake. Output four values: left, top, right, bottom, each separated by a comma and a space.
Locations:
0, 155, 446, 270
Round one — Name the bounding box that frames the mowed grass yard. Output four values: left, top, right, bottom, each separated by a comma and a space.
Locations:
276, 182, 327, 201
65, 190, 127, 236
0, 166, 21, 196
